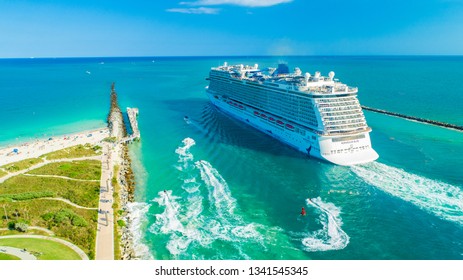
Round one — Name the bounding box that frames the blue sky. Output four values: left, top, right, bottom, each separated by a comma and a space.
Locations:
1, 0, 463, 57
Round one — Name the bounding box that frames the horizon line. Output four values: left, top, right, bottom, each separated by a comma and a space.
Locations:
2, 54, 463, 60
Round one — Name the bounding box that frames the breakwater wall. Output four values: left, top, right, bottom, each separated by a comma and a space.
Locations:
106, 83, 138, 259
362, 106, 463, 132
108, 82, 127, 139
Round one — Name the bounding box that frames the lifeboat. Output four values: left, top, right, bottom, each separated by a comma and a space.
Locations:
286, 124, 294, 130
276, 120, 284, 126
261, 114, 267, 119
254, 111, 259, 115
239, 105, 244, 109
268, 117, 275, 122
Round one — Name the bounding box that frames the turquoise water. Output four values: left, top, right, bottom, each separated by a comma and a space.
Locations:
1, 56, 462, 259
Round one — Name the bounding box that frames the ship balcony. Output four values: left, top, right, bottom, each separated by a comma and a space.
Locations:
325, 122, 367, 130
323, 117, 366, 125
320, 110, 363, 117
323, 114, 365, 121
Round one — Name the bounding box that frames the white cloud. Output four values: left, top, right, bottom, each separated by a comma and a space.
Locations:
180, 0, 293, 7
166, 7, 220, 14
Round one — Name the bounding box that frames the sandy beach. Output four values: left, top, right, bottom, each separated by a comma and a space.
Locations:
0, 127, 110, 166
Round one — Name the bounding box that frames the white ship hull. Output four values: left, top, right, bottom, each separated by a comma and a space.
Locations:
206, 90, 378, 166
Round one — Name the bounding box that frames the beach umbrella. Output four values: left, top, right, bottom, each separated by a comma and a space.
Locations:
13, 148, 18, 153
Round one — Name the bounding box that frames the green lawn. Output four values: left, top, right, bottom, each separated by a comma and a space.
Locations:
0, 169, 7, 178
0, 175, 99, 208
0, 199, 97, 258
0, 158, 43, 173
41, 144, 102, 160
0, 238, 82, 260
0, 252, 21, 260
27, 160, 101, 180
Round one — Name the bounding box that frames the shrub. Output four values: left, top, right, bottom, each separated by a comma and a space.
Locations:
7, 221, 15, 230
14, 222, 28, 232
49, 209, 88, 227
71, 215, 88, 227
117, 220, 126, 227
41, 212, 54, 221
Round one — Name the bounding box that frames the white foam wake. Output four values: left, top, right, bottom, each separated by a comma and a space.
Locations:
150, 190, 209, 256
196, 160, 236, 218
195, 160, 264, 253
126, 202, 153, 259
352, 162, 463, 225
301, 197, 350, 252
150, 138, 265, 258
175, 137, 196, 171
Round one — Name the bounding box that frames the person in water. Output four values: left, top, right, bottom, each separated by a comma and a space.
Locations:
300, 207, 306, 216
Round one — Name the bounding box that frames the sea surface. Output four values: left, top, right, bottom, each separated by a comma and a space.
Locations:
1, 56, 462, 260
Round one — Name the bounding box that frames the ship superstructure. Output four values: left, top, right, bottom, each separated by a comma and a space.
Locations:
205, 62, 378, 165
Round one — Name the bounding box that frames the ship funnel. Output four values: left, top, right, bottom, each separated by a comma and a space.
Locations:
224, 62, 228, 67
314, 71, 321, 78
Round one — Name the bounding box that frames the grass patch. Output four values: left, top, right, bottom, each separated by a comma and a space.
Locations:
27, 160, 101, 180
0, 169, 7, 178
0, 238, 82, 260
0, 158, 43, 173
0, 191, 55, 201
0, 175, 99, 208
0, 199, 97, 258
0, 252, 21, 260
40, 144, 101, 160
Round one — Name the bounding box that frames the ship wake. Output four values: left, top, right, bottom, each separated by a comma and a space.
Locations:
352, 162, 463, 226
149, 137, 265, 259
296, 197, 350, 252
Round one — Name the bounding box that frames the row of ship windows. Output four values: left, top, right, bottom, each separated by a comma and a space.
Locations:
316, 101, 358, 107
323, 114, 364, 121
316, 97, 357, 103
328, 145, 371, 155
218, 86, 319, 122
319, 106, 360, 112
326, 123, 367, 131
321, 110, 362, 117
324, 118, 366, 126
213, 80, 316, 106
212, 81, 322, 128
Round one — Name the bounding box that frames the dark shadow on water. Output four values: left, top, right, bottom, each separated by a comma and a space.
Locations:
163, 97, 325, 164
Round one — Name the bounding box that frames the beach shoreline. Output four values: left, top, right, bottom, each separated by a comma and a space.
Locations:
0, 127, 110, 166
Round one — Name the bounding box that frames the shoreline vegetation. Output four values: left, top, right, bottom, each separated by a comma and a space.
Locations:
0, 83, 140, 260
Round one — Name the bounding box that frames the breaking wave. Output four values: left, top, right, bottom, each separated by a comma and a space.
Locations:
299, 197, 350, 252
126, 202, 153, 259
352, 162, 463, 225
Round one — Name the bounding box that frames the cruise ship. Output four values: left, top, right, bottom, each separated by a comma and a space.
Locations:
205, 62, 379, 165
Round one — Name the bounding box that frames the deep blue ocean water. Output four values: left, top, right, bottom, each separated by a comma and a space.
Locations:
1, 56, 462, 259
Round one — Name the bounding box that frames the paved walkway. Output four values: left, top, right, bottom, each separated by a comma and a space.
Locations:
95, 142, 115, 260
0, 155, 101, 184
0, 235, 89, 260
0, 246, 37, 260
38, 197, 98, 210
